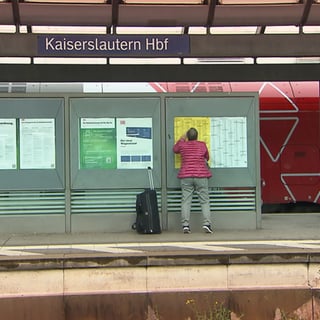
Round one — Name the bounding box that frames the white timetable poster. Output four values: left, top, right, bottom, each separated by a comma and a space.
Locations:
0, 119, 17, 169
211, 117, 247, 168
20, 118, 56, 169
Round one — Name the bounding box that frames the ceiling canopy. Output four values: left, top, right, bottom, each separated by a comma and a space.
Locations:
0, 0, 319, 33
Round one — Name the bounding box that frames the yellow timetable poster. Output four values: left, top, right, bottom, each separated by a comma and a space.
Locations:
174, 117, 210, 168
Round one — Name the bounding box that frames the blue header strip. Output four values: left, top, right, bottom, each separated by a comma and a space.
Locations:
38, 35, 190, 56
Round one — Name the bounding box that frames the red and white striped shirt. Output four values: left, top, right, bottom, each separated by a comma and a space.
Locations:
173, 138, 212, 179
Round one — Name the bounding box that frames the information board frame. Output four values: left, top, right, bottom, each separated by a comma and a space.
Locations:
0, 97, 65, 190
70, 96, 161, 189
165, 94, 260, 188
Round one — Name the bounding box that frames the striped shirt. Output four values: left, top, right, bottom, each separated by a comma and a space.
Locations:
173, 138, 212, 179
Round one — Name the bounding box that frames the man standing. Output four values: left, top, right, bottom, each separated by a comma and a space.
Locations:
173, 127, 213, 234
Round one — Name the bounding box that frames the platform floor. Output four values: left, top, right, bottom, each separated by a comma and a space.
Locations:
0, 213, 319, 320
0, 213, 319, 258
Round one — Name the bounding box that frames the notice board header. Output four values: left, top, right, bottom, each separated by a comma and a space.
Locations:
37, 34, 190, 56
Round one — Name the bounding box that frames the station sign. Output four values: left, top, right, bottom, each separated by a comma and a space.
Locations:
37, 34, 190, 56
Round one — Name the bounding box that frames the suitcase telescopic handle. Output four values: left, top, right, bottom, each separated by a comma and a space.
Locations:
147, 166, 154, 190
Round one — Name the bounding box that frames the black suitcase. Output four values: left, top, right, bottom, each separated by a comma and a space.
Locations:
132, 167, 161, 234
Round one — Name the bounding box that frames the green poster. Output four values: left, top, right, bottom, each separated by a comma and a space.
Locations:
80, 118, 116, 169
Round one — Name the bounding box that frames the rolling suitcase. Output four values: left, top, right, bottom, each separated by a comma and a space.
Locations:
132, 167, 161, 234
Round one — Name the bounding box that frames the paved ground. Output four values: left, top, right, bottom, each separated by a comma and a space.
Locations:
0, 213, 319, 259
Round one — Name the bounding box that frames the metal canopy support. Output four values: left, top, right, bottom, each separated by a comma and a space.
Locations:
0, 63, 319, 82
1, 1, 318, 28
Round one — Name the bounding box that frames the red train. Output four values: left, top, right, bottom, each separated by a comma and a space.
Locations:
150, 81, 320, 212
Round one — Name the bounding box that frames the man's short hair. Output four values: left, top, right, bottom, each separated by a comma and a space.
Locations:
187, 127, 198, 141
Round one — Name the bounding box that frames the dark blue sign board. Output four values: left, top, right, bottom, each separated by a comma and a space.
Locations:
38, 35, 190, 56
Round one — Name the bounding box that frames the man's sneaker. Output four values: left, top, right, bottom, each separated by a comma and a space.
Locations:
203, 225, 213, 234
183, 226, 191, 234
